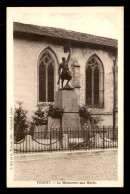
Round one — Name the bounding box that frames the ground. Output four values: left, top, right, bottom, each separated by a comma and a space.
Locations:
14, 149, 118, 181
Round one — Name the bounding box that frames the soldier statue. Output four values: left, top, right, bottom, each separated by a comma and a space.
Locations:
57, 49, 72, 88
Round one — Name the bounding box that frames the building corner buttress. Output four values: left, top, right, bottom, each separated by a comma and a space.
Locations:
113, 57, 118, 130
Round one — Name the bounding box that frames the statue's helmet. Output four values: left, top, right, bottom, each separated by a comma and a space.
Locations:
62, 57, 66, 62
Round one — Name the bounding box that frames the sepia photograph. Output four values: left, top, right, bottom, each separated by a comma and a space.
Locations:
7, 7, 124, 187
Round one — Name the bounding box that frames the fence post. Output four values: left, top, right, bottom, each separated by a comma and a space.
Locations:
50, 126, 53, 152
60, 118, 63, 149
103, 126, 105, 149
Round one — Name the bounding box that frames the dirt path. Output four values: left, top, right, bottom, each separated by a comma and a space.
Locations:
14, 149, 118, 181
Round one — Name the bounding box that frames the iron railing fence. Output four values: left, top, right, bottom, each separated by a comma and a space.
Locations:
14, 126, 118, 154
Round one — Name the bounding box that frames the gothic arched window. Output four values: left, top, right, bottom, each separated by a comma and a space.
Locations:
86, 66, 92, 105
39, 50, 55, 102
86, 55, 104, 107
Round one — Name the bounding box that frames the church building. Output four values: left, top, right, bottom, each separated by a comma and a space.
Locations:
13, 22, 118, 127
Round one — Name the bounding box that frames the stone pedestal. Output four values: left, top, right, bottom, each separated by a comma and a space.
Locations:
47, 116, 61, 132
80, 117, 91, 131
55, 89, 80, 130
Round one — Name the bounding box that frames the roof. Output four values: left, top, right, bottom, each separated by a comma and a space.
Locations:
13, 22, 118, 48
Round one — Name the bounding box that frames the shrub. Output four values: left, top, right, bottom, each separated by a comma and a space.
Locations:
31, 107, 48, 126
14, 102, 29, 142
79, 105, 100, 124
91, 116, 101, 124
79, 105, 92, 119
48, 103, 64, 118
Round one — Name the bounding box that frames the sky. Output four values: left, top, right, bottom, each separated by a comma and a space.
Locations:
8, 7, 123, 40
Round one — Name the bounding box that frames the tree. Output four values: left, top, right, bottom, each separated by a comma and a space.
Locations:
14, 102, 28, 142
